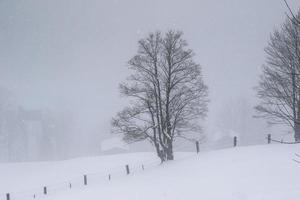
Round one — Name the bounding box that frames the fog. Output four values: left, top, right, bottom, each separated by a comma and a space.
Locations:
1, 0, 299, 161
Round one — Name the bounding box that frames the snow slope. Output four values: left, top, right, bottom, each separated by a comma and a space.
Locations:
1, 144, 300, 200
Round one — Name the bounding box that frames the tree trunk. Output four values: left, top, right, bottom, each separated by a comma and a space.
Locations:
295, 102, 300, 142
165, 140, 174, 160
154, 143, 165, 163
295, 123, 300, 142
295, 119, 300, 142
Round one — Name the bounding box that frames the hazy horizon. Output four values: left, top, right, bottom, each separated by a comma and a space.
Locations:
1, 0, 300, 160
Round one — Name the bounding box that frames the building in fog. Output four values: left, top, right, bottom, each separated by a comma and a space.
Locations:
0, 107, 58, 162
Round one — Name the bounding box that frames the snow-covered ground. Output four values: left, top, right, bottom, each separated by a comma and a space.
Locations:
1, 144, 300, 200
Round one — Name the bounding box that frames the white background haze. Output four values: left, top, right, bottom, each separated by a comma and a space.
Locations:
1, 0, 300, 160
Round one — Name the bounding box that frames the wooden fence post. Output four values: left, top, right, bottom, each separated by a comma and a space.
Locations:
267, 134, 271, 144
69, 182, 72, 189
43, 186, 47, 195
108, 174, 111, 181
196, 141, 200, 154
6, 193, 10, 200
84, 175, 87, 185
142, 165, 144, 170
126, 165, 130, 175
233, 136, 237, 147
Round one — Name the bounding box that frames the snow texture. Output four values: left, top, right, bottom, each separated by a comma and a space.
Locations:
1, 144, 300, 200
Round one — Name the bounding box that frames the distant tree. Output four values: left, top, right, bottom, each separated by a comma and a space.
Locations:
112, 31, 208, 162
0, 87, 18, 161
255, 10, 300, 142
0, 87, 14, 115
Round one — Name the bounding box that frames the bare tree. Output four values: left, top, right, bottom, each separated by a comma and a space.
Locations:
284, 0, 300, 27
255, 10, 300, 142
112, 31, 208, 162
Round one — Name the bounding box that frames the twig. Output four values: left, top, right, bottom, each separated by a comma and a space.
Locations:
292, 158, 300, 163
283, 0, 300, 25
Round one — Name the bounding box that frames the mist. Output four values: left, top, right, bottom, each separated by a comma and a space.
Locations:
1, 0, 300, 161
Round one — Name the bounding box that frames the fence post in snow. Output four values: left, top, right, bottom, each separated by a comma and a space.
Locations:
126, 165, 130, 175
69, 182, 72, 189
43, 186, 47, 195
196, 141, 200, 154
6, 193, 10, 200
233, 136, 237, 147
84, 175, 87, 185
142, 165, 144, 170
108, 174, 111, 181
267, 134, 271, 144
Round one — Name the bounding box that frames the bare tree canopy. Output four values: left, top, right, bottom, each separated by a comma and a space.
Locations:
255, 9, 300, 141
112, 30, 209, 162
284, 0, 300, 26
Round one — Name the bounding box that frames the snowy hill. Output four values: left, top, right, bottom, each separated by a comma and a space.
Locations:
1, 144, 300, 200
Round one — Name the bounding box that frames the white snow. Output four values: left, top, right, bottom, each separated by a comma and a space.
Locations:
1, 144, 300, 200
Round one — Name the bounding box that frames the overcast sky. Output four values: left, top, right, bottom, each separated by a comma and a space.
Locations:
1, 0, 300, 152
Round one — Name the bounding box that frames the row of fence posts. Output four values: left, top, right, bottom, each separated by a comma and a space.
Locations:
5, 164, 134, 200
4, 134, 276, 200
81, 164, 130, 186
195, 134, 273, 154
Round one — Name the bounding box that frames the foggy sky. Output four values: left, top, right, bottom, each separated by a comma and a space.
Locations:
1, 0, 300, 155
